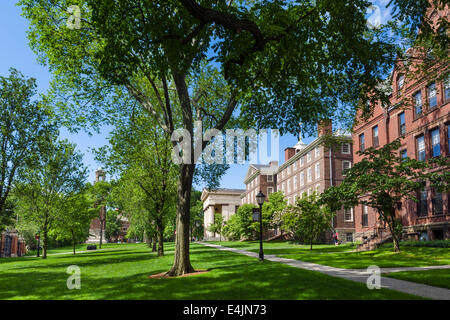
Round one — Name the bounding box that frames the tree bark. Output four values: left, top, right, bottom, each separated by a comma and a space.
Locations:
386, 210, 401, 253
167, 164, 195, 276
152, 235, 157, 252
156, 220, 164, 257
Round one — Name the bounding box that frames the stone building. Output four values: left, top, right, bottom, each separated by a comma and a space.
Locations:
277, 122, 355, 243
241, 162, 278, 205
202, 188, 245, 241
352, 5, 449, 245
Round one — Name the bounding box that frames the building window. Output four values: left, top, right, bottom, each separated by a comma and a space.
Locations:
293, 161, 297, 171
287, 179, 291, 193
315, 147, 320, 158
315, 163, 320, 180
400, 149, 408, 161
267, 187, 274, 195
346, 233, 353, 242
428, 82, 437, 108
307, 151, 312, 162
307, 167, 312, 182
300, 171, 304, 186
448, 124, 450, 154
342, 143, 351, 154
362, 205, 368, 227
431, 128, 440, 157
445, 74, 450, 101
307, 188, 312, 196
372, 125, 379, 147
397, 74, 405, 93
315, 184, 320, 193
267, 175, 273, 182
432, 190, 443, 215
359, 133, 365, 152
414, 91, 422, 118
342, 161, 351, 176
300, 156, 304, 166
282, 183, 285, 193
344, 208, 353, 222
418, 189, 428, 217
294, 176, 298, 191
398, 112, 406, 136
416, 135, 425, 161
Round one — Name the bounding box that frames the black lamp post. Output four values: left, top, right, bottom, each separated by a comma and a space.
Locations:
256, 190, 265, 261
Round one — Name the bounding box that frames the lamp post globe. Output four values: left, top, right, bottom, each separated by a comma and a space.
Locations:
256, 190, 265, 261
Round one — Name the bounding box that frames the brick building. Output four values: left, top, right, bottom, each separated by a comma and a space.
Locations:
0, 229, 26, 258
241, 162, 279, 205
277, 122, 355, 243
352, 7, 449, 243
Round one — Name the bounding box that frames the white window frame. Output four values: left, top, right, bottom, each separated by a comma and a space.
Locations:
315, 184, 320, 193
307, 167, 312, 182
287, 179, 291, 193
300, 171, 304, 186
315, 163, 320, 180
267, 174, 273, 182
294, 176, 298, 191
267, 187, 274, 195
300, 156, 304, 166
315, 146, 320, 158
342, 161, 351, 176
344, 208, 354, 222
341, 143, 351, 154
307, 151, 312, 162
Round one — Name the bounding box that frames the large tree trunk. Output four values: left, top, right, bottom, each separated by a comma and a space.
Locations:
167, 164, 195, 276
156, 220, 164, 257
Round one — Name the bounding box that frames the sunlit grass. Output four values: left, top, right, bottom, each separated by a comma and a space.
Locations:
0, 243, 422, 300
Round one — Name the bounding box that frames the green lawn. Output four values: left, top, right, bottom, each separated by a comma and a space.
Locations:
209, 241, 449, 269
384, 269, 450, 290
0, 242, 422, 300
25, 243, 134, 256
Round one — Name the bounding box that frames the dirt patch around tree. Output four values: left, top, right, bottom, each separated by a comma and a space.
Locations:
148, 269, 210, 279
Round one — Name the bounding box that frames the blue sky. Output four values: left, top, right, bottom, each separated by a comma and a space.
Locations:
0, 1, 392, 190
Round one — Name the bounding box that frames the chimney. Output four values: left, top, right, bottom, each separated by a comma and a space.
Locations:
269, 161, 278, 167
284, 148, 296, 161
318, 119, 332, 137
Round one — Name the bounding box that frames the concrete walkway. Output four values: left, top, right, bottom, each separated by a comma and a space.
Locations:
200, 242, 450, 300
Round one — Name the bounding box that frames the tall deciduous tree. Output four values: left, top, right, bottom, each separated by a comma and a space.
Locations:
322, 139, 449, 253
20, 0, 437, 275
0, 68, 55, 231
96, 110, 178, 256
90, 180, 112, 249
15, 139, 87, 258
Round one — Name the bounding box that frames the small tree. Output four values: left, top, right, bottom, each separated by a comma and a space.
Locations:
52, 188, 97, 254
322, 139, 449, 253
223, 204, 257, 241
262, 192, 287, 235
105, 210, 122, 243
208, 213, 225, 241
282, 192, 333, 250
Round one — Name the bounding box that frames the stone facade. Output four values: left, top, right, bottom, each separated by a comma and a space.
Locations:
202, 188, 245, 241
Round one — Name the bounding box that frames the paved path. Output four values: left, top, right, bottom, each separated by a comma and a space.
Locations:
200, 242, 450, 300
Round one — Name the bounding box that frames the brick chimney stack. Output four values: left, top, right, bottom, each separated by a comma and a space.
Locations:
318, 119, 332, 137
284, 148, 296, 161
